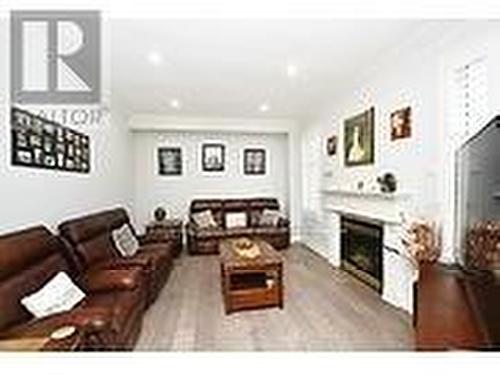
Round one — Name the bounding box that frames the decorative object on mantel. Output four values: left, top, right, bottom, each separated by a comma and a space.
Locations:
465, 220, 500, 270
326, 135, 337, 156
153, 207, 167, 222
401, 218, 441, 264
390, 106, 412, 141
344, 107, 375, 167
376, 172, 397, 193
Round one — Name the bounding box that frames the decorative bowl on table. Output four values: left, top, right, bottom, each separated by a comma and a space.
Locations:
234, 238, 261, 259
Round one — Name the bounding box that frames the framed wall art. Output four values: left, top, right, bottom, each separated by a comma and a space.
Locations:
158, 147, 182, 175
11, 107, 90, 173
344, 107, 374, 167
326, 135, 337, 156
243, 148, 266, 175
202, 143, 225, 172
390, 106, 412, 141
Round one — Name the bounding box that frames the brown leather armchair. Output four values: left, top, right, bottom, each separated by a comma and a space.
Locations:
0, 226, 147, 350
58, 207, 174, 306
186, 198, 290, 255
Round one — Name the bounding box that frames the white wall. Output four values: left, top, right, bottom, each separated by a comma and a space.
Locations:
132, 130, 289, 231
301, 22, 500, 262
129, 115, 302, 239
0, 14, 134, 234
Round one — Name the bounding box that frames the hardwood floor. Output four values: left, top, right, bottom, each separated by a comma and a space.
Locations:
136, 243, 414, 351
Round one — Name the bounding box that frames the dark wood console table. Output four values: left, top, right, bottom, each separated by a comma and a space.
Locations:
415, 263, 500, 350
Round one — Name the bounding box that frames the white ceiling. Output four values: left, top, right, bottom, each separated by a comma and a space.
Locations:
110, 19, 444, 121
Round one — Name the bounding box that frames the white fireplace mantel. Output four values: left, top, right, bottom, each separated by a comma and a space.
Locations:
320, 189, 417, 314
321, 188, 414, 225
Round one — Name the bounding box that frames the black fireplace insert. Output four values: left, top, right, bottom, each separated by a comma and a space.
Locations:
341, 216, 383, 292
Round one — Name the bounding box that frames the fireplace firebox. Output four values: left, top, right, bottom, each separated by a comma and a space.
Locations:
341, 216, 383, 293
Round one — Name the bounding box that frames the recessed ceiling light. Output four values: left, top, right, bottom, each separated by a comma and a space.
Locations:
147, 51, 163, 66
259, 103, 270, 112
286, 64, 298, 77
170, 99, 181, 109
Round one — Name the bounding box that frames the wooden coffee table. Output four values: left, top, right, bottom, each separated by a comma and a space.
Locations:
219, 238, 284, 314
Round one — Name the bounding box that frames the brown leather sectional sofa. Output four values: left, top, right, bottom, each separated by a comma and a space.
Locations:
186, 198, 290, 255
58, 208, 175, 306
0, 207, 178, 351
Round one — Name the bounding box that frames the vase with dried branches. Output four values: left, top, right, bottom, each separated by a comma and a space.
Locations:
401, 218, 441, 267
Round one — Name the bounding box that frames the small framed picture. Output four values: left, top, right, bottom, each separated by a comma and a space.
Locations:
33, 148, 43, 165
15, 131, 28, 148
202, 143, 225, 172
158, 147, 182, 175
390, 106, 412, 141
44, 155, 56, 168
43, 138, 54, 153
57, 153, 65, 167
66, 158, 75, 169
244, 148, 266, 175
17, 150, 32, 164
29, 134, 42, 148
43, 123, 56, 135
326, 135, 337, 156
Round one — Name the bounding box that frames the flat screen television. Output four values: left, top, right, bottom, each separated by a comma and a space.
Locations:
455, 115, 500, 270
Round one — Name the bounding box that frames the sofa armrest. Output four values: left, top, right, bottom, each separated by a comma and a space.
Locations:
136, 233, 146, 246
185, 221, 199, 235
84, 268, 141, 293
92, 258, 151, 272
278, 217, 290, 228
0, 306, 111, 342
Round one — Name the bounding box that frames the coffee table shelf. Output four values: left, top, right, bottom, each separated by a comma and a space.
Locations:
219, 238, 284, 314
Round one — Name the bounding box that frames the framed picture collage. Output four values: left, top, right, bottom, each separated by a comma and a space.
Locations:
11, 107, 90, 173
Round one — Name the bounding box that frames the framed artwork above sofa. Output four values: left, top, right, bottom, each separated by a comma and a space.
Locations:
202, 143, 225, 172
244, 148, 266, 175
158, 147, 182, 175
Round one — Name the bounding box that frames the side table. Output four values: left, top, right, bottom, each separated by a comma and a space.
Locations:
144, 219, 183, 257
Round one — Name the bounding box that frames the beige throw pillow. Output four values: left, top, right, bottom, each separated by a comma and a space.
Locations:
193, 210, 218, 228
21, 272, 86, 319
225, 212, 247, 228
112, 224, 139, 257
259, 209, 281, 227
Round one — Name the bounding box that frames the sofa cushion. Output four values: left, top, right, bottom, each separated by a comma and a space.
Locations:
225, 227, 255, 237
84, 268, 143, 293
21, 271, 86, 319
193, 210, 218, 228
192, 227, 226, 239
0, 227, 75, 332
112, 224, 139, 258
225, 212, 247, 229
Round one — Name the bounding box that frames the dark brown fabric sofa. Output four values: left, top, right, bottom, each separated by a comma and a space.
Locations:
0, 226, 147, 350
58, 207, 175, 306
186, 198, 290, 255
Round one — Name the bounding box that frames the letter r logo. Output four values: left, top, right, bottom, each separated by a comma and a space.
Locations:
11, 11, 101, 104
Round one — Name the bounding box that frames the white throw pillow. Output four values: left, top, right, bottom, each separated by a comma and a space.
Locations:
259, 209, 281, 227
112, 224, 139, 257
225, 212, 247, 229
21, 272, 86, 319
192, 210, 218, 228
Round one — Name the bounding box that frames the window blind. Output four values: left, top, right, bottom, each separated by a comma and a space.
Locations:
451, 56, 488, 142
